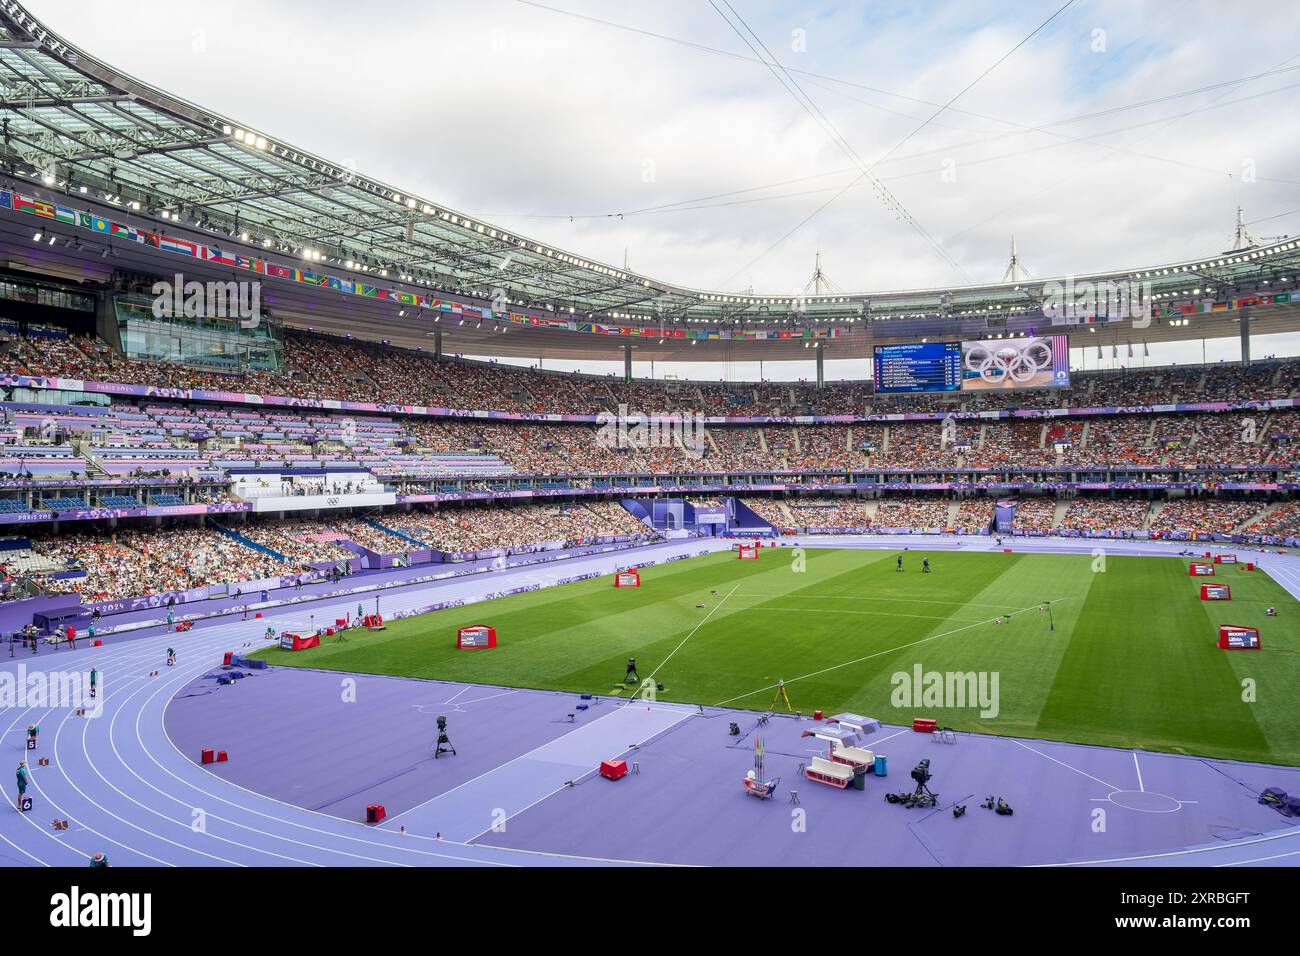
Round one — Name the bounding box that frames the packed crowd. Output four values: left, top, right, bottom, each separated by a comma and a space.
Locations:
237, 521, 363, 564
951, 499, 994, 533
1057, 498, 1151, 534
1011, 497, 1058, 534
26, 526, 291, 600
1148, 498, 1265, 537
875, 497, 951, 529
374, 501, 654, 553
9, 331, 1299, 419
1243, 501, 1300, 540
788, 498, 876, 529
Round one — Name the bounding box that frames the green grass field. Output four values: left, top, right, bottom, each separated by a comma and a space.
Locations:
252, 548, 1300, 765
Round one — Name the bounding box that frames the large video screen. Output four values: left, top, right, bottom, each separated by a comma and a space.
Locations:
959, 335, 1070, 391
874, 335, 1071, 394
872, 341, 961, 394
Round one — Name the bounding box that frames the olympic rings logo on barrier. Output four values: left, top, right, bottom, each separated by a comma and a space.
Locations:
964, 338, 1055, 385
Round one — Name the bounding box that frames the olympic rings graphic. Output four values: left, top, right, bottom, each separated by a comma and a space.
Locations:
964, 337, 1055, 385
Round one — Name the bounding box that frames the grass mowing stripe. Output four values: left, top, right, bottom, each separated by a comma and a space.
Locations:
252, 548, 1300, 765
1037, 556, 1273, 763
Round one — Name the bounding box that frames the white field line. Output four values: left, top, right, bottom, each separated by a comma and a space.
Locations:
627, 583, 741, 702
714, 597, 1070, 707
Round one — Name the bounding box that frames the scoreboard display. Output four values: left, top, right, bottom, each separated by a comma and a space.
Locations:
456, 625, 497, 649
873, 341, 962, 393
874, 336, 1071, 394
1218, 625, 1260, 650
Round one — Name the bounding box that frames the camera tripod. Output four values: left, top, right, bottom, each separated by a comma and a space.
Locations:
886, 766, 939, 809
433, 715, 456, 758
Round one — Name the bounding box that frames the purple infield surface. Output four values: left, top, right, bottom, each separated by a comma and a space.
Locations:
2, 534, 1299, 867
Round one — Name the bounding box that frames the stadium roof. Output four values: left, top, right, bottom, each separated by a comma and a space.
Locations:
0, 0, 1298, 363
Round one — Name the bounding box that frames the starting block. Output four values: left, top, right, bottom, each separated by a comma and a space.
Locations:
52, 819, 69, 831
366, 804, 386, 824
38, 758, 49, 767
599, 759, 628, 781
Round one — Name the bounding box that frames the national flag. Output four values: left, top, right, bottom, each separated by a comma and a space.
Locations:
159, 235, 197, 257
203, 246, 237, 266
53, 205, 77, 225
265, 263, 292, 279
11, 193, 38, 214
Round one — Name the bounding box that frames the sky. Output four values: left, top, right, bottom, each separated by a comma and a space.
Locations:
25, 0, 1300, 380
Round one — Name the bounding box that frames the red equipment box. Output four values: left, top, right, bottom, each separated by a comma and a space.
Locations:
913, 718, 937, 733
1200, 584, 1231, 601
366, 804, 386, 823
614, 570, 641, 588
457, 625, 497, 649
1188, 562, 1215, 576
737, 544, 758, 560
599, 759, 628, 781
201, 748, 215, 764
1218, 625, 1261, 650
